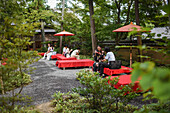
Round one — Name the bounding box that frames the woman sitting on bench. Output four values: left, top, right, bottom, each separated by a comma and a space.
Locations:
42, 43, 52, 60
93, 45, 105, 72
71, 47, 80, 59
93, 45, 104, 62
99, 47, 116, 77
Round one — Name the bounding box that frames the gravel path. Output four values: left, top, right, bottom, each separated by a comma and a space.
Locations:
19, 59, 86, 105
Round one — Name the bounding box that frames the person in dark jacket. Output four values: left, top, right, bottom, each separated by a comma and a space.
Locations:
93, 45, 105, 72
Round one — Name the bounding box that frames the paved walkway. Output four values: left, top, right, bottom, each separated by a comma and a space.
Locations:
20, 59, 85, 105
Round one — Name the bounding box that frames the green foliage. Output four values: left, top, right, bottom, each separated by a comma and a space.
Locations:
0, 0, 40, 112
52, 91, 97, 113
0, 104, 40, 113
37, 47, 48, 52
80, 55, 93, 60
134, 102, 170, 113
73, 70, 139, 113
52, 90, 138, 113
132, 62, 170, 102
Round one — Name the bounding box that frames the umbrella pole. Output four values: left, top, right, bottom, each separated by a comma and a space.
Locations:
59, 36, 63, 54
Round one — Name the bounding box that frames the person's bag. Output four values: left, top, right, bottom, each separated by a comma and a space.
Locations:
109, 60, 122, 69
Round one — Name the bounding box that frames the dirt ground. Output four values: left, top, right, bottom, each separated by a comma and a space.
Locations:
18, 59, 85, 105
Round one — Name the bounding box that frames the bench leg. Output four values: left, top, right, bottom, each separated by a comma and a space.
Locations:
63, 67, 65, 70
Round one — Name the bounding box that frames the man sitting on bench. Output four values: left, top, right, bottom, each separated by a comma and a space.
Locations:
99, 47, 116, 77
71, 47, 80, 59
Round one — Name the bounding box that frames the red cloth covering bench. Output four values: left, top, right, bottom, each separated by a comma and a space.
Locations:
51, 54, 77, 60
38, 53, 45, 56
103, 66, 132, 75
51, 54, 63, 60
107, 75, 141, 92
56, 55, 77, 60
56, 59, 94, 69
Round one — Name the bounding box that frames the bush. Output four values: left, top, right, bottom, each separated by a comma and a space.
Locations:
52, 91, 97, 113
80, 55, 93, 60
73, 70, 139, 113
37, 47, 48, 52
52, 91, 138, 113
135, 102, 170, 113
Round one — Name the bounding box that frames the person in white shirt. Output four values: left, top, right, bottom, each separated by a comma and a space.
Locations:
42, 43, 51, 60
99, 47, 116, 76
62, 44, 68, 57
46, 45, 55, 60
71, 48, 80, 59
65, 46, 73, 58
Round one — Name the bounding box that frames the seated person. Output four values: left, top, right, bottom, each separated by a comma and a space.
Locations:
99, 47, 116, 76
65, 46, 73, 58
46, 45, 54, 60
42, 43, 51, 60
93, 45, 105, 72
93, 56, 104, 72
62, 44, 69, 57
93, 45, 104, 62
71, 48, 80, 59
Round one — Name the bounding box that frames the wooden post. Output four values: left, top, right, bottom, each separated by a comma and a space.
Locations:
130, 36, 133, 68
130, 46, 132, 68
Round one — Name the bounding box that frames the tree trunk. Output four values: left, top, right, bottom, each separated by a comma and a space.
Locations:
60, 0, 65, 54
135, 0, 142, 62
135, 0, 140, 25
125, 0, 133, 25
89, 0, 97, 53
33, 35, 36, 50
41, 20, 46, 48
115, 0, 122, 24
115, 0, 122, 45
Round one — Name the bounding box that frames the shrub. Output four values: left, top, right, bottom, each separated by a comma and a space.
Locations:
52, 91, 97, 113
52, 91, 138, 113
73, 70, 139, 113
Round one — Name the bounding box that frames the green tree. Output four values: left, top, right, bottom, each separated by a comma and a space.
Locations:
27, 0, 56, 48
0, 0, 39, 111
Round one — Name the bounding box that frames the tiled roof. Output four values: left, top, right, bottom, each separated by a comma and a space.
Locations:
35, 29, 56, 33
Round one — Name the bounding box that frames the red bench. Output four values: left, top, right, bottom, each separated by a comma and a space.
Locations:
56, 59, 94, 69
107, 75, 141, 92
51, 54, 77, 60
103, 66, 132, 75
51, 54, 63, 60
38, 53, 45, 56
56, 55, 77, 60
